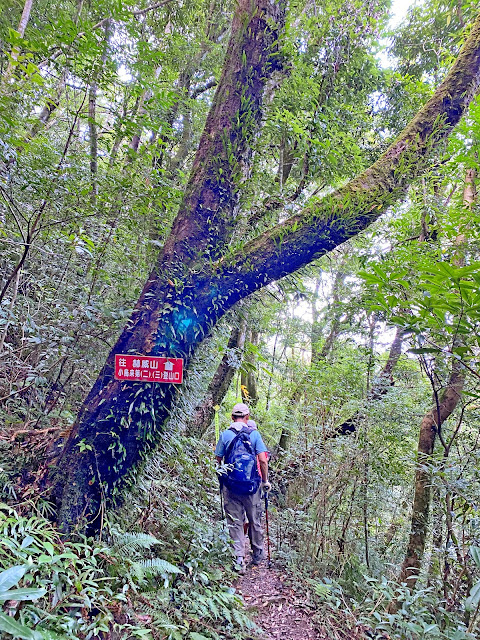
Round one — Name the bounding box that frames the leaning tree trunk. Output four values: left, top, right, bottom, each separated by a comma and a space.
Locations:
51, 12, 480, 533
312, 269, 346, 365
1, 0, 34, 91
395, 360, 465, 592
88, 22, 110, 205
185, 319, 247, 438
52, 0, 287, 533
333, 325, 406, 437
278, 268, 346, 455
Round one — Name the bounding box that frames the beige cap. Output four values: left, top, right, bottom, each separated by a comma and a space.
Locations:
232, 402, 250, 417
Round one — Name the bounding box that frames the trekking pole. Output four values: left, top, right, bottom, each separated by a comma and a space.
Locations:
264, 491, 271, 567
219, 486, 225, 530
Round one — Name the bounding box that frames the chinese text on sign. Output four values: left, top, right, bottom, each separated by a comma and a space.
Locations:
114, 355, 183, 384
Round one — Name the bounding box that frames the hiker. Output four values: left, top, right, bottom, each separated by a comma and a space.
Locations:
215, 403, 271, 573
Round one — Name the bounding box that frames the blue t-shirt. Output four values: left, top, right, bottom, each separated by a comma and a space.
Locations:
215, 422, 268, 458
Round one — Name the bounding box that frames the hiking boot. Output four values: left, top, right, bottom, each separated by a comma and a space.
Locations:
234, 557, 246, 574
251, 550, 265, 565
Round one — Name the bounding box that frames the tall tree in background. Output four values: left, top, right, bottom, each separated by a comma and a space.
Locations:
186, 317, 247, 438
394, 169, 475, 594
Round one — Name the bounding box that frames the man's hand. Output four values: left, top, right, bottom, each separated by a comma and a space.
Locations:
260, 481, 271, 493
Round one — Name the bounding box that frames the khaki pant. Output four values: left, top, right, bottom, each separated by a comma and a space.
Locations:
223, 486, 264, 559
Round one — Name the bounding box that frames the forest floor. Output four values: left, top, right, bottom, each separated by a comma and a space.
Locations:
235, 552, 323, 640
235, 551, 387, 640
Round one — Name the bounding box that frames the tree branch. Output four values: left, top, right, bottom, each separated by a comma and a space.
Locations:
217, 15, 480, 294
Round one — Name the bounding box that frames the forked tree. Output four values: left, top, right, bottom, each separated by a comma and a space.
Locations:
50, 1, 480, 533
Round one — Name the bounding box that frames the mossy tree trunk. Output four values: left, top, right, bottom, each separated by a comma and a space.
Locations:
52, 0, 287, 532
51, 12, 480, 533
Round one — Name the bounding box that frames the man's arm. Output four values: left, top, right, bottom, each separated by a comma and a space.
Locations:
258, 451, 268, 482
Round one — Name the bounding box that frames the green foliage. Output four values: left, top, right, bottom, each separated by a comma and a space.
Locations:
308, 574, 478, 640
1, 0, 480, 638
0, 565, 51, 640
0, 503, 154, 639
0, 445, 255, 640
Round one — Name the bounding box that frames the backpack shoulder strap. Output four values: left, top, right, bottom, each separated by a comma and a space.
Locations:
224, 426, 254, 458
224, 430, 241, 458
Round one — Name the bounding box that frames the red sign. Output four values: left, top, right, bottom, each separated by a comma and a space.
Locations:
114, 354, 183, 384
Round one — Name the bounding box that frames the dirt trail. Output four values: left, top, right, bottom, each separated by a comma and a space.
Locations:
235, 559, 324, 640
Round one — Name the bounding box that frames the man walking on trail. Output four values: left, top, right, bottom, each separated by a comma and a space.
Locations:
215, 403, 271, 573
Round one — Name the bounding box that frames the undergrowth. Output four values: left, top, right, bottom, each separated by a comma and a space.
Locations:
0, 434, 256, 640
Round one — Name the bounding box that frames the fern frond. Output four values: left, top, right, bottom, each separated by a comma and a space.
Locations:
140, 558, 183, 575
110, 531, 163, 556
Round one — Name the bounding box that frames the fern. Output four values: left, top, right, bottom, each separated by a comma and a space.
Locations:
109, 531, 163, 556
139, 558, 183, 575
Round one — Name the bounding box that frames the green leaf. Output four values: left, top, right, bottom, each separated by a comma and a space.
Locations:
0, 566, 26, 592
140, 558, 183, 575
20, 537, 34, 549
423, 624, 439, 633
0, 611, 42, 640
436, 262, 457, 278
0, 587, 47, 602
189, 634, 210, 640
36, 630, 69, 640
470, 546, 480, 569
465, 580, 480, 611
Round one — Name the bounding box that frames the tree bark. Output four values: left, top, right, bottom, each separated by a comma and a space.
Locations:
88, 83, 98, 203
185, 319, 247, 438
1, 0, 34, 90
17, 0, 84, 150
51, 12, 480, 533
312, 269, 346, 365
51, 0, 287, 533
333, 325, 406, 437
88, 21, 110, 204
241, 329, 258, 405
129, 67, 163, 155
277, 268, 345, 455
396, 360, 465, 591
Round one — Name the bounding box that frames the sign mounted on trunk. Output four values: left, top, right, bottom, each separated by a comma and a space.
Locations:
114, 354, 183, 384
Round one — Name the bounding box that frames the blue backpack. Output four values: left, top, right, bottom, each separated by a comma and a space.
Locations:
223, 427, 261, 495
